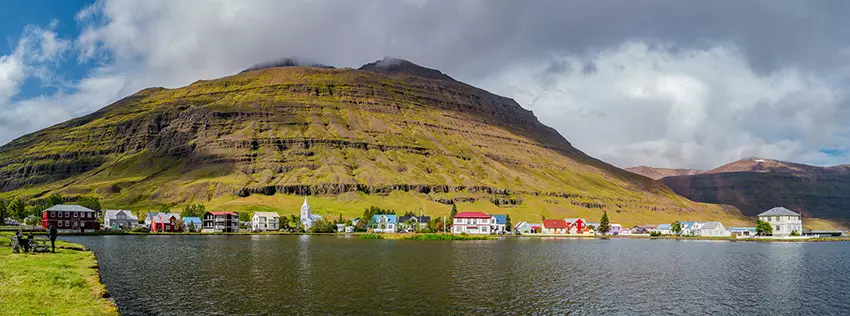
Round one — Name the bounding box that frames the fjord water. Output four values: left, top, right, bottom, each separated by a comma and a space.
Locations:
63, 236, 850, 315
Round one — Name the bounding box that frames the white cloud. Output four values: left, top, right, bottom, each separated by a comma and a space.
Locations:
481, 41, 850, 169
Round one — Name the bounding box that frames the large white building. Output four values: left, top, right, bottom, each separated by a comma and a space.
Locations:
758, 207, 803, 236
451, 212, 492, 234
252, 212, 280, 231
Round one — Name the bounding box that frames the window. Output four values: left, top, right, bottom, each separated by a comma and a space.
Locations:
58, 221, 63, 227
775, 225, 780, 231
64, 212, 69, 218
50, 211, 55, 218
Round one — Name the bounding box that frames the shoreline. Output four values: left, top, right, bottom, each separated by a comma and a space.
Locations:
0, 233, 118, 315
41, 230, 850, 242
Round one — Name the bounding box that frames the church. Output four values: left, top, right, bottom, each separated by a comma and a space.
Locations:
300, 197, 323, 230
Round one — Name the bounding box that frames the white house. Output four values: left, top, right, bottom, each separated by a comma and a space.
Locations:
490, 215, 507, 234
451, 212, 492, 234
252, 212, 280, 231
652, 224, 673, 235
758, 207, 803, 236
370, 214, 398, 233
514, 221, 533, 234
693, 222, 731, 237
103, 210, 138, 230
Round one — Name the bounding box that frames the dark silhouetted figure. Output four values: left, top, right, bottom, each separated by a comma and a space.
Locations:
20, 231, 30, 253
48, 225, 58, 252
13, 230, 22, 253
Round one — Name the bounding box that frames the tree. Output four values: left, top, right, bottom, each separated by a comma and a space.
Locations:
756, 220, 773, 236
505, 214, 512, 232
138, 211, 147, 224
9, 197, 26, 220
450, 204, 458, 219
182, 204, 205, 217
671, 221, 682, 236
0, 199, 7, 222
598, 211, 611, 235
47, 193, 63, 206
238, 212, 250, 223
75, 196, 101, 212
790, 230, 800, 236
159, 204, 171, 213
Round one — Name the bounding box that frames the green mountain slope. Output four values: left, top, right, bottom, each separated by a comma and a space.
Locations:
0, 58, 748, 226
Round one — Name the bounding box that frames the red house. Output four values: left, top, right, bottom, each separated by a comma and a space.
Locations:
542, 219, 569, 234
150, 213, 183, 232
42, 205, 100, 232
565, 218, 586, 234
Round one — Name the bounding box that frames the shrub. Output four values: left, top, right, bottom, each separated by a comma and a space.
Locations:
131, 226, 150, 233
649, 231, 662, 237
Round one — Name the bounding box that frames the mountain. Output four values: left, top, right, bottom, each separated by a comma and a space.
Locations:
625, 166, 703, 180
656, 158, 850, 228
0, 58, 747, 226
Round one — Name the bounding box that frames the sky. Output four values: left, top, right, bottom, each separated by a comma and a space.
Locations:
2, 0, 850, 169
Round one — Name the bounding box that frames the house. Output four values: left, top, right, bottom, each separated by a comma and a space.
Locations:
150, 213, 183, 232
652, 224, 673, 235
564, 218, 587, 234
542, 219, 569, 234
370, 214, 398, 233
183, 217, 203, 232
103, 210, 138, 230
729, 227, 757, 237
679, 221, 701, 236
693, 222, 731, 237
452, 212, 492, 234
514, 221, 533, 234
490, 215, 508, 234
145, 212, 178, 227
758, 207, 803, 236
252, 212, 280, 231
41, 205, 100, 232
610, 223, 623, 235
299, 198, 323, 230
632, 225, 657, 234
529, 223, 542, 233
202, 211, 239, 232
336, 223, 346, 232
397, 215, 431, 232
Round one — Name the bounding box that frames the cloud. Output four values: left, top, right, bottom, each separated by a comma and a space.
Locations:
481, 41, 850, 169
4, 0, 850, 169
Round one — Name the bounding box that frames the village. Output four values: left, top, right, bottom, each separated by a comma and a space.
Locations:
22, 195, 843, 239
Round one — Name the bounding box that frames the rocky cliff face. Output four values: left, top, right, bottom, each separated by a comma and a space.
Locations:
658, 158, 850, 220
0, 58, 743, 223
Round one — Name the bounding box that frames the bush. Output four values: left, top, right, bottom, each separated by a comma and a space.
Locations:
649, 231, 662, 237
131, 226, 150, 233
359, 233, 383, 240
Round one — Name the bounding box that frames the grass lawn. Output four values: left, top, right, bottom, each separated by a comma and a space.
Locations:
0, 234, 118, 316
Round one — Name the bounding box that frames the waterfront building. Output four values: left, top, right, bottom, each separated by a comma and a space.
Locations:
150, 213, 183, 232
397, 215, 431, 232
452, 212, 492, 234
610, 223, 623, 235
632, 225, 657, 234
490, 214, 507, 234
202, 211, 239, 233
680, 222, 701, 236
693, 222, 731, 237
564, 218, 586, 234
42, 205, 100, 232
103, 210, 138, 230
183, 216, 203, 232
729, 227, 757, 237
757, 207, 803, 237
652, 224, 673, 235
370, 214, 398, 233
299, 198, 323, 230
252, 212, 280, 231
514, 221, 533, 234
542, 219, 569, 234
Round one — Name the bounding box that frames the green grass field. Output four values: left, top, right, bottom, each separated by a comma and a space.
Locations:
0, 234, 118, 316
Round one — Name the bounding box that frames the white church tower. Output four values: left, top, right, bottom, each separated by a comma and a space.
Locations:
300, 197, 321, 230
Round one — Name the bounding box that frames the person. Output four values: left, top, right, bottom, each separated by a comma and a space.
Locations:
48, 224, 58, 253
20, 231, 29, 253
12, 230, 22, 253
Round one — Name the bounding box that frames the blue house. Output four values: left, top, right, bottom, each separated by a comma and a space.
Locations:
183, 217, 203, 232
370, 214, 398, 233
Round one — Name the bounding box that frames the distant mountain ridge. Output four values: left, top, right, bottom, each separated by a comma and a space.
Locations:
625, 166, 703, 180
634, 158, 850, 223
0, 57, 746, 226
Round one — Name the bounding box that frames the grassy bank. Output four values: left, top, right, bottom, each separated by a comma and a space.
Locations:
359, 233, 493, 240
0, 233, 118, 316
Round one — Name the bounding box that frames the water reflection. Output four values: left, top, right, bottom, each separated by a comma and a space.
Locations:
64, 236, 850, 315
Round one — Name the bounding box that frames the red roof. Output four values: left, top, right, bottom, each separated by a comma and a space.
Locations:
543, 219, 568, 229
208, 211, 237, 216
453, 212, 491, 219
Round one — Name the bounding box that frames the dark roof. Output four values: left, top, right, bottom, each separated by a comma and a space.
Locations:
45, 205, 96, 213
758, 207, 800, 217
398, 216, 431, 223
